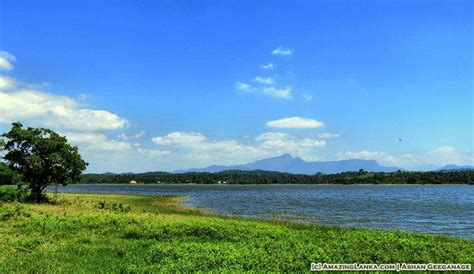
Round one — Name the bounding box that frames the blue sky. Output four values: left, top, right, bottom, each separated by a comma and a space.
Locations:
0, 0, 472, 172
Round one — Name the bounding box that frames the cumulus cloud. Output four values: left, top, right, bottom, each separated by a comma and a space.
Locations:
117, 134, 128, 140
153, 132, 258, 154
0, 76, 16, 89
318, 133, 340, 139
64, 132, 132, 151
337, 147, 473, 169
271, 46, 294, 56
267, 116, 324, 129
134, 130, 146, 139
235, 81, 255, 93
254, 76, 274, 85
152, 132, 262, 165
262, 63, 274, 70
118, 130, 146, 140
337, 150, 398, 165
235, 81, 292, 99
0, 52, 128, 132
303, 94, 313, 102
0, 51, 175, 172
0, 51, 16, 71
256, 132, 325, 149
261, 86, 292, 99
151, 131, 327, 165
153, 132, 207, 147
137, 148, 171, 158
424, 146, 472, 166
0, 89, 128, 131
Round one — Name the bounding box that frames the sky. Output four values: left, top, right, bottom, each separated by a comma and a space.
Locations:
0, 0, 472, 172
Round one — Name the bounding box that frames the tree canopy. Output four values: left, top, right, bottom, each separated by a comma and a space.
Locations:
0, 162, 22, 185
1, 122, 88, 202
80, 169, 473, 185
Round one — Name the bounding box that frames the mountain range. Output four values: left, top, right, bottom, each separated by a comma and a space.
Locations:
436, 164, 474, 172
175, 154, 401, 175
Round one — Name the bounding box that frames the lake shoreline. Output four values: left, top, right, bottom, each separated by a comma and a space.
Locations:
66, 182, 473, 186
47, 184, 474, 240
1, 193, 472, 272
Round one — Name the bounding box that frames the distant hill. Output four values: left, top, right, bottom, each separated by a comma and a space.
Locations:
175, 154, 400, 175
436, 165, 474, 172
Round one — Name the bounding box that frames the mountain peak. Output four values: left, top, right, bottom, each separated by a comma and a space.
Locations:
176, 154, 400, 174
437, 164, 474, 171
277, 153, 294, 159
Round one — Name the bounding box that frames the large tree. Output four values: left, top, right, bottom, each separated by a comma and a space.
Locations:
1, 122, 88, 202
0, 162, 22, 185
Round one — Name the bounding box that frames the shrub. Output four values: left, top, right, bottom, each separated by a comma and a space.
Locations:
0, 186, 29, 202
97, 200, 131, 213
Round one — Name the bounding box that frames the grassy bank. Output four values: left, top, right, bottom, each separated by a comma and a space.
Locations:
0, 194, 472, 272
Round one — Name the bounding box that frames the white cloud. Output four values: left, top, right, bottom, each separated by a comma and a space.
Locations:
0, 51, 16, 71
0, 53, 127, 132
117, 130, 146, 140
235, 81, 255, 93
337, 150, 398, 165
152, 132, 262, 165
117, 133, 129, 140
303, 94, 313, 102
134, 130, 146, 139
256, 132, 325, 148
254, 76, 274, 85
267, 116, 324, 129
429, 146, 455, 154
262, 63, 274, 70
137, 148, 171, 158
262, 86, 292, 99
424, 146, 472, 166
151, 131, 327, 166
153, 132, 257, 154
0, 76, 16, 89
0, 89, 128, 131
0, 51, 167, 173
337, 147, 473, 169
236, 81, 292, 100
271, 46, 294, 56
153, 132, 207, 147
64, 132, 132, 151
318, 133, 340, 139
255, 132, 325, 159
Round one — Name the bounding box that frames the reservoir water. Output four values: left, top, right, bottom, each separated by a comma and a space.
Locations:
49, 184, 474, 239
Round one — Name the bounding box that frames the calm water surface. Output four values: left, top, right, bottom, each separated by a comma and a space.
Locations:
49, 184, 474, 239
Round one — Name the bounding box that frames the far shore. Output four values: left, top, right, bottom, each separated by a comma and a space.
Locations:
47, 182, 472, 186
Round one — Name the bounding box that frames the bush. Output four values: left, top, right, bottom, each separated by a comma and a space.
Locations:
97, 200, 131, 213
0, 186, 29, 202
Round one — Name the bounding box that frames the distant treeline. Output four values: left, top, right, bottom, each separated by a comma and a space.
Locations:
80, 170, 474, 185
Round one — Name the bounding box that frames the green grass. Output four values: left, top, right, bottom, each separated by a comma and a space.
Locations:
0, 193, 472, 272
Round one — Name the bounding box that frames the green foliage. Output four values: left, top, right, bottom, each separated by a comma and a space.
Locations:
1, 122, 88, 202
80, 169, 474, 185
0, 194, 472, 272
0, 162, 22, 185
0, 186, 29, 202
97, 200, 131, 213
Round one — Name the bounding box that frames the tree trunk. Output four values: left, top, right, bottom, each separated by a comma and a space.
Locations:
35, 188, 43, 203
31, 184, 44, 203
